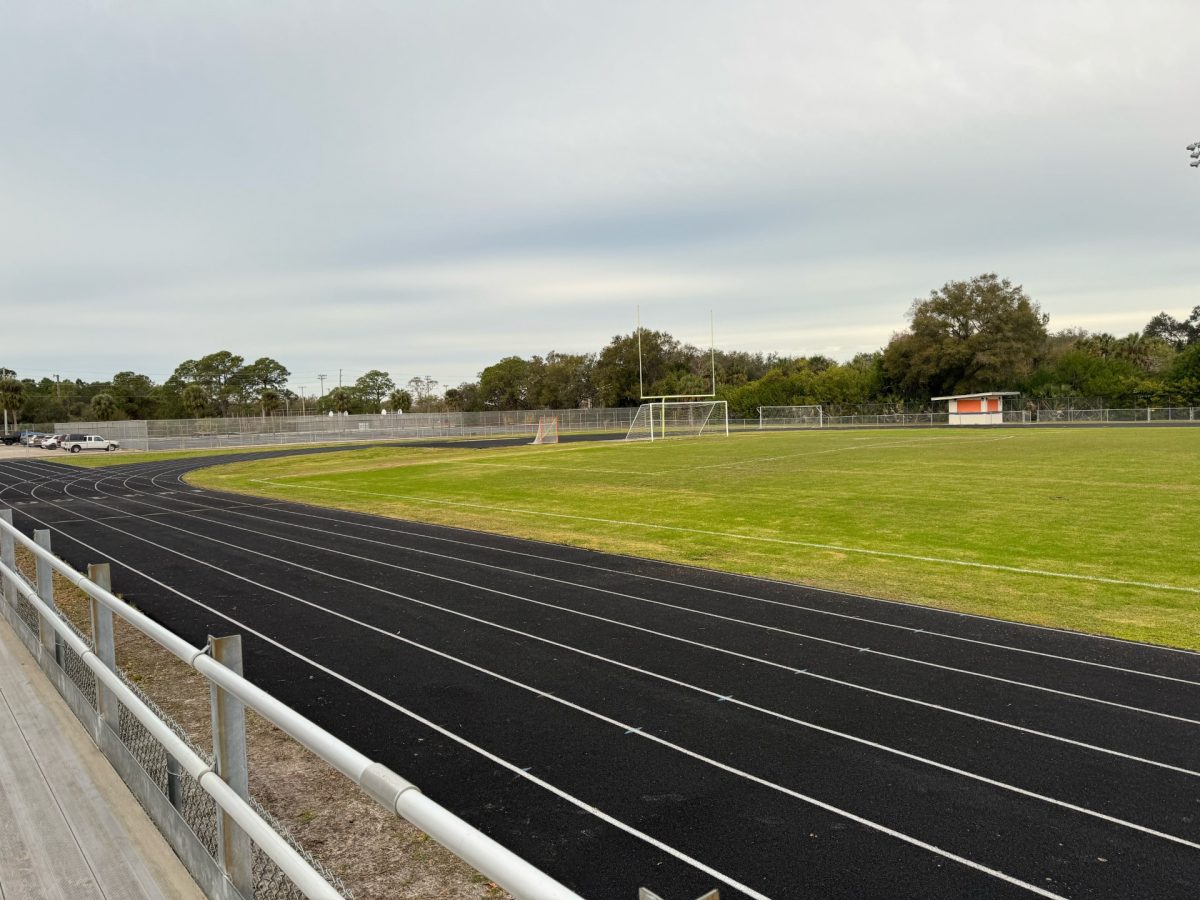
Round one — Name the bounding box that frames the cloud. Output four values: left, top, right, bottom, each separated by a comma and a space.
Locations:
1, 1, 1197, 389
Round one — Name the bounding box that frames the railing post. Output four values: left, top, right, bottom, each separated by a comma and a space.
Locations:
209, 634, 254, 897
87, 563, 120, 731
33, 530, 64, 665
0, 510, 15, 609
166, 756, 186, 812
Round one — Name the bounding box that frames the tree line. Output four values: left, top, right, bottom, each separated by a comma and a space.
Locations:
2, 274, 1198, 426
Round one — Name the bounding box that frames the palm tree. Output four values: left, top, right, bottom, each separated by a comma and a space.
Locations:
90, 392, 118, 421
181, 384, 209, 418
260, 388, 282, 418
0, 377, 23, 433
326, 386, 354, 414
387, 388, 412, 414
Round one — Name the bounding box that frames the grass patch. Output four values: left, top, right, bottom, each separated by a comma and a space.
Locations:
183, 427, 1200, 650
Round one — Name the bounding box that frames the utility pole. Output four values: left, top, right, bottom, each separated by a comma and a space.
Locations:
317, 374, 327, 397
299, 386, 307, 416
338, 368, 343, 388
52, 374, 61, 403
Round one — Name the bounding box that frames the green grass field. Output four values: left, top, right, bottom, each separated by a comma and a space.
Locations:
146, 427, 1197, 649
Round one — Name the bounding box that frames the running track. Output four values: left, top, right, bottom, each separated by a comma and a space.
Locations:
1, 447, 1198, 899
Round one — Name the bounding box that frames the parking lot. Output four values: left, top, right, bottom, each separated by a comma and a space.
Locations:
0, 435, 123, 458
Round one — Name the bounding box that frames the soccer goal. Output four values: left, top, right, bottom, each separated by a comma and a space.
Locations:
757, 405, 824, 429
531, 416, 559, 444
625, 400, 729, 441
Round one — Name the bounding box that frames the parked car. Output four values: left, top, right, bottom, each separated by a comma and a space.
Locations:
0, 432, 19, 445
20, 431, 45, 446
40, 434, 67, 450
60, 434, 120, 453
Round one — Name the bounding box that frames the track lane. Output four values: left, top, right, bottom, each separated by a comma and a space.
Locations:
3, 452, 1199, 898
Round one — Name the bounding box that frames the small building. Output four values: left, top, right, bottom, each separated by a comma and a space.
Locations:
932, 391, 1020, 425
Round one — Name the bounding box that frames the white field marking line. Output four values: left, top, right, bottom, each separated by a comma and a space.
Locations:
62, 483, 1200, 775
168, 456, 1200, 663
147, 454, 1200, 658
680, 434, 1019, 474
12, 498, 1075, 899
6, 502, 771, 900
251, 479, 1200, 598
155, 481, 1200, 667
61, 499, 1200, 841
150, 490, 1200, 689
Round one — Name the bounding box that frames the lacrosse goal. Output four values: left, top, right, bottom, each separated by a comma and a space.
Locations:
531, 416, 559, 444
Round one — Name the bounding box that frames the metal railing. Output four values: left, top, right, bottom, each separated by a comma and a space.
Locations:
0, 511, 581, 900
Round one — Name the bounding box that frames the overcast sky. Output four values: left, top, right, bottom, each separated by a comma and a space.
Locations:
2, 1, 1197, 394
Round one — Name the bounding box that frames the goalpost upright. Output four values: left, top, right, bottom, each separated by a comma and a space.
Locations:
627, 308, 729, 442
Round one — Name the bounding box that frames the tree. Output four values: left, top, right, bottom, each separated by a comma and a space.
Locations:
178, 351, 245, 416
326, 386, 354, 414
405, 376, 440, 412
355, 370, 395, 411
882, 274, 1049, 397
90, 392, 119, 421
259, 388, 283, 417
0, 376, 23, 431
241, 358, 291, 414
387, 388, 412, 413
1168, 344, 1200, 400
111, 371, 160, 419
1144, 307, 1199, 350
181, 384, 210, 418
592, 329, 689, 407
478, 357, 530, 409
525, 352, 595, 409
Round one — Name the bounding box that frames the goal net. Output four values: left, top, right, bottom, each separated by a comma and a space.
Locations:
625, 401, 728, 441
531, 416, 559, 444
758, 405, 824, 429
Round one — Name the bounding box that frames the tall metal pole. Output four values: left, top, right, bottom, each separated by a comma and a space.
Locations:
710, 310, 717, 395
637, 306, 644, 400
317, 374, 327, 397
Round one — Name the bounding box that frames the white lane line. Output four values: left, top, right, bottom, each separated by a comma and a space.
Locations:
70, 479, 1200, 773
147, 492, 1200, 688
119, 464, 1200, 660
9, 500, 772, 900
24, 492, 1074, 900
42, 487, 1200, 851
110, 456, 1200, 660
76, 486, 1200, 726
249, 479, 1200, 596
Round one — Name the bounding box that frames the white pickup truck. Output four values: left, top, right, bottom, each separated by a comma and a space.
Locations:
60, 434, 120, 453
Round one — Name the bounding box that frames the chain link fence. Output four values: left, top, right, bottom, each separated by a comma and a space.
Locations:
59, 408, 639, 452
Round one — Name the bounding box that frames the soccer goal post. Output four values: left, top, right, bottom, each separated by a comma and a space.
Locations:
757, 405, 824, 429
625, 400, 729, 441
531, 416, 559, 444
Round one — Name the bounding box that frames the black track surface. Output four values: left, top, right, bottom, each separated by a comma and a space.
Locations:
1, 446, 1198, 899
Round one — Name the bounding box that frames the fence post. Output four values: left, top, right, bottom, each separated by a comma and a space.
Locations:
0, 510, 15, 609
33, 530, 64, 665
209, 633, 254, 897
88, 563, 120, 732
